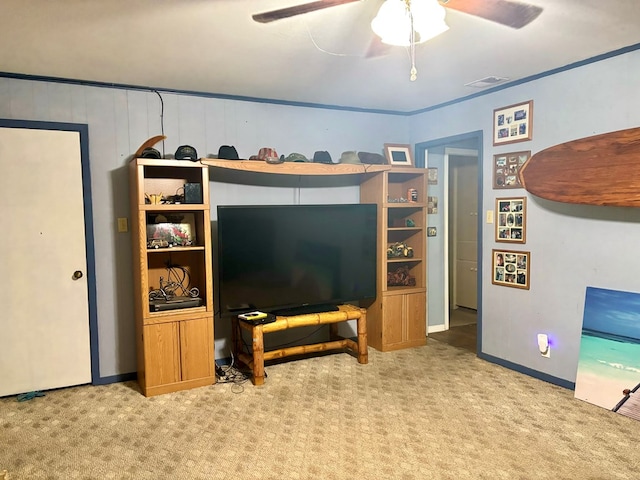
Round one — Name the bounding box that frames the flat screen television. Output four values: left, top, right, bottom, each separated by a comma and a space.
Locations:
216, 203, 377, 317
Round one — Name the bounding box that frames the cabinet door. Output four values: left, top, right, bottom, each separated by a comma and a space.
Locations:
180, 317, 214, 381
382, 294, 405, 346
144, 323, 180, 387
405, 291, 427, 342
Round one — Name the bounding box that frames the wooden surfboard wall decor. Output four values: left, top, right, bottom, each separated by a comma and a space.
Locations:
518, 126, 640, 207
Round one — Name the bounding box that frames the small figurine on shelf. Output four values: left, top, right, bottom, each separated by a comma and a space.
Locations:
149, 262, 200, 301
145, 193, 163, 204
387, 266, 416, 287
387, 242, 414, 259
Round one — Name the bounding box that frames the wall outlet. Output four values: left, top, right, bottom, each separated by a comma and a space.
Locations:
537, 333, 550, 358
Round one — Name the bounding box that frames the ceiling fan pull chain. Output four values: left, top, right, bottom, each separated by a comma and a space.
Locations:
408, 0, 418, 81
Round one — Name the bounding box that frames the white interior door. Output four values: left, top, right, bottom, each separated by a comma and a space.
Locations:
451, 156, 478, 310
0, 126, 91, 397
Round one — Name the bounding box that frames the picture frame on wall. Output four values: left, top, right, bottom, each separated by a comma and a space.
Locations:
384, 143, 413, 167
428, 196, 438, 214
428, 168, 438, 184
493, 100, 533, 146
492, 249, 530, 290
493, 151, 530, 189
495, 197, 526, 243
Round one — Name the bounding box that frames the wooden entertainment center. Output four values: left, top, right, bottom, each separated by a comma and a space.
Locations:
130, 158, 427, 393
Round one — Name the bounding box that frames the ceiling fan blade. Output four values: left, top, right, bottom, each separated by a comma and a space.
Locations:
439, 0, 543, 29
364, 35, 392, 58
253, 0, 362, 24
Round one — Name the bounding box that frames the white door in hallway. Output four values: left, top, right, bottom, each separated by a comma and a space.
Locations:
450, 155, 478, 310
0, 126, 91, 397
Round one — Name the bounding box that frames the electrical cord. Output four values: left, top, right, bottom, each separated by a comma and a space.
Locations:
216, 352, 251, 394
153, 89, 165, 156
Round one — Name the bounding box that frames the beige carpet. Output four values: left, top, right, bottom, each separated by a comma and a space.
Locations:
1, 341, 638, 479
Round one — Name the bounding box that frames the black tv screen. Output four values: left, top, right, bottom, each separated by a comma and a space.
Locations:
216, 203, 377, 317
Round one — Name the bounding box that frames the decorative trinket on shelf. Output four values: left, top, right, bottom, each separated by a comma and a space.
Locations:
387, 266, 416, 287
387, 242, 414, 259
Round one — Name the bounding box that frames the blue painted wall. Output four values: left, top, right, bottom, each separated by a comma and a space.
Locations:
409, 49, 640, 385
2, 47, 639, 387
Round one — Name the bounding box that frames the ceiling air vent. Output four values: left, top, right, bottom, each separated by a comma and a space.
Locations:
465, 76, 509, 88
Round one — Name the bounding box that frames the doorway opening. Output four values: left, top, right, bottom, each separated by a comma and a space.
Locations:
448, 150, 478, 317
415, 131, 482, 354
444, 150, 478, 352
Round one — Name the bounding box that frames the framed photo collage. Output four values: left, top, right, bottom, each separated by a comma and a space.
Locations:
491, 100, 533, 289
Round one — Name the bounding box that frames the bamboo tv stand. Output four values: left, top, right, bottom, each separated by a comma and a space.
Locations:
232, 304, 368, 386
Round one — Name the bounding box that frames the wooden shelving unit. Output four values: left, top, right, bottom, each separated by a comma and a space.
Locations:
129, 158, 215, 396
360, 168, 428, 351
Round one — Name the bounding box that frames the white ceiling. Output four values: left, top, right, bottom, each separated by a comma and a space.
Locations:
2, 0, 640, 113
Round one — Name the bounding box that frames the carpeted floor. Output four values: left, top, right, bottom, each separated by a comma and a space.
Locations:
1, 341, 638, 479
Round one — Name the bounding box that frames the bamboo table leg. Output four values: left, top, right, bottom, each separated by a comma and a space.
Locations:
356, 309, 368, 364
252, 324, 265, 386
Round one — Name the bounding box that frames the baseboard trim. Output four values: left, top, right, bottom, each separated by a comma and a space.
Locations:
478, 352, 575, 390
93, 372, 137, 385
428, 324, 446, 334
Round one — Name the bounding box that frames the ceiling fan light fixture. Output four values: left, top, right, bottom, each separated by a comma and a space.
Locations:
371, 0, 449, 47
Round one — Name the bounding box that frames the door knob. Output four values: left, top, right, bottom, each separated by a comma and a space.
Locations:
72, 270, 84, 280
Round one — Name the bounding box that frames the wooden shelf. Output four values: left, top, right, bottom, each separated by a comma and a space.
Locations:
386, 202, 427, 208
388, 257, 422, 263
129, 158, 214, 397
360, 168, 428, 352
202, 159, 391, 176
141, 204, 207, 211
146, 246, 206, 253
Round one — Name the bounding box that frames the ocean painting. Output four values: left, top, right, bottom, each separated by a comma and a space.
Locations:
574, 287, 640, 420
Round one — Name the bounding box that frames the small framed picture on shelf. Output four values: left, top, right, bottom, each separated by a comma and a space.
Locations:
493, 100, 533, 146
146, 213, 196, 248
493, 151, 530, 189
492, 249, 530, 290
384, 143, 413, 167
495, 197, 526, 243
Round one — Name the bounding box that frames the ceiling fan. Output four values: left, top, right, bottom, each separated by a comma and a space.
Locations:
253, 0, 542, 79
253, 0, 543, 30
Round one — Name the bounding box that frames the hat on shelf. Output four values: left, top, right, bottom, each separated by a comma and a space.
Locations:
312, 151, 333, 164
284, 153, 309, 162
218, 145, 240, 160
251, 147, 282, 164
175, 145, 198, 161
358, 151, 386, 165
339, 151, 361, 164
141, 147, 162, 159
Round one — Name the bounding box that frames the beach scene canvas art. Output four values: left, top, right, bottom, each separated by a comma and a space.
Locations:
575, 286, 640, 421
